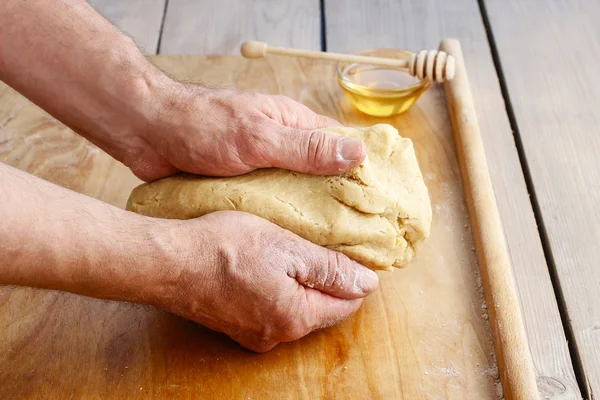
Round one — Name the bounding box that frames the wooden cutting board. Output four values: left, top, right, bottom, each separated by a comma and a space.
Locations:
0, 55, 503, 399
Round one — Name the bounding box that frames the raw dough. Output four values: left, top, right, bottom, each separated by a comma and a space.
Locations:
126, 124, 432, 271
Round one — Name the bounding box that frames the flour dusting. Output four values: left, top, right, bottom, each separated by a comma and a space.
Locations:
438, 366, 460, 377
481, 364, 499, 379
87, 145, 100, 155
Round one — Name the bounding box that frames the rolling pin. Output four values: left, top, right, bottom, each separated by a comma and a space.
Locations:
240, 40, 455, 82
440, 38, 540, 400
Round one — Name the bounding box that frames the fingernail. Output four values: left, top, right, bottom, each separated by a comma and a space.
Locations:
337, 138, 364, 162
357, 268, 379, 293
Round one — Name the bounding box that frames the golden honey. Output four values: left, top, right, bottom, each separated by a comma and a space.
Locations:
337, 49, 430, 117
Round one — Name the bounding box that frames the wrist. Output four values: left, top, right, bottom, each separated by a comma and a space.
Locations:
81, 210, 204, 308
141, 80, 213, 147
138, 217, 216, 313
86, 42, 172, 162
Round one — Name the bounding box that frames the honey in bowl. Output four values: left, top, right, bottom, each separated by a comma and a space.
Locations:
337, 49, 430, 117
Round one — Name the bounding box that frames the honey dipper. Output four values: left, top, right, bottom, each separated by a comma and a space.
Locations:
241, 40, 455, 82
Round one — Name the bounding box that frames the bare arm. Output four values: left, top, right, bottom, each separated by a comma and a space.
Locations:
0, 162, 163, 302
0, 0, 164, 167
0, 0, 377, 352
0, 162, 377, 352
0, 0, 365, 182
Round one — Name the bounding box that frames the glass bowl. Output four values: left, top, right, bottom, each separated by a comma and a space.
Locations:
337, 48, 430, 117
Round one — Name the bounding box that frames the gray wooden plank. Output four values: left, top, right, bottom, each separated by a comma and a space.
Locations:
159, 0, 320, 54
484, 0, 600, 397
88, 0, 166, 54
325, 0, 581, 398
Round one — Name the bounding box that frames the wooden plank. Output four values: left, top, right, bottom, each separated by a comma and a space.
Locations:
1, 55, 499, 398
325, 0, 581, 398
88, 0, 166, 54
159, 0, 320, 54
484, 0, 600, 397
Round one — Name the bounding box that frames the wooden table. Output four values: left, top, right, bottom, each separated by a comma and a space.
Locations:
1, 0, 598, 398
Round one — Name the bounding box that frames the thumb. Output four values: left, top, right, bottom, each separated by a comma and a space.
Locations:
266, 127, 366, 175
293, 246, 379, 299
304, 290, 364, 331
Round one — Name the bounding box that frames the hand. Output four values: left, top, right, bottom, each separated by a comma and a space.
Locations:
0, 0, 365, 183
124, 84, 367, 181
0, 163, 377, 353
150, 211, 379, 352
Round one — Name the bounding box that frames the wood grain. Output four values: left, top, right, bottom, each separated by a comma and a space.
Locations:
484, 0, 600, 397
88, 0, 166, 54
159, 0, 320, 54
441, 38, 539, 400
1, 56, 498, 398
324, 1, 581, 398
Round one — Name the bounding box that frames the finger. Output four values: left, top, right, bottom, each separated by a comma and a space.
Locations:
277, 96, 343, 129
298, 113, 344, 129
237, 338, 279, 353
315, 115, 344, 128
126, 148, 179, 182
265, 126, 366, 175
304, 289, 363, 330
292, 245, 379, 299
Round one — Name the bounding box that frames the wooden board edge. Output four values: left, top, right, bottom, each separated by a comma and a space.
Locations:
440, 38, 539, 400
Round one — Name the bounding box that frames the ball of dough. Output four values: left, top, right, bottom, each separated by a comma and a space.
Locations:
126, 124, 432, 271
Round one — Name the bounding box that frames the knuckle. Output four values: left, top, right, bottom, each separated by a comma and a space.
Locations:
336, 252, 355, 289
239, 114, 268, 141
272, 94, 289, 104
271, 95, 301, 123
324, 251, 345, 289
282, 321, 309, 341
304, 131, 331, 167
234, 331, 277, 353
258, 95, 284, 118
238, 121, 276, 166
247, 340, 277, 353
251, 323, 278, 349
273, 313, 297, 340
324, 252, 336, 287
271, 296, 310, 342
315, 261, 329, 289
238, 91, 263, 105
322, 116, 340, 127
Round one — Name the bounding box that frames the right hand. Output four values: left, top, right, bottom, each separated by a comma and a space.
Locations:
149, 211, 379, 352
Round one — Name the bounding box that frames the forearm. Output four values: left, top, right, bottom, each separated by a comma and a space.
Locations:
0, 162, 164, 303
0, 0, 170, 164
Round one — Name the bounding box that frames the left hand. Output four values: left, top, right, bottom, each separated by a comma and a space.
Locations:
143, 211, 378, 352
122, 84, 366, 181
